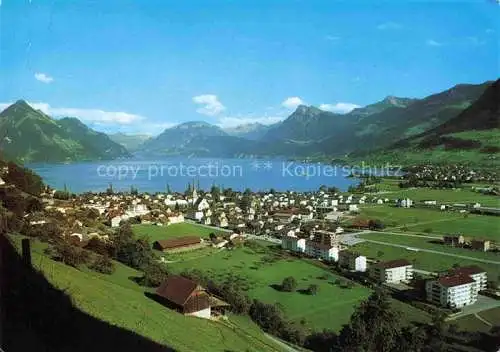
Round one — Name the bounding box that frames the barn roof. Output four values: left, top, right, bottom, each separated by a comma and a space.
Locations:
156, 275, 202, 306
154, 236, 201, 250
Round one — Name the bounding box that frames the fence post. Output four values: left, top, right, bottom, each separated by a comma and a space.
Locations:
21, 238, 31, 266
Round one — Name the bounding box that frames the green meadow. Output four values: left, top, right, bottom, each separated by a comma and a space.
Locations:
169, 243, 372, 332
132, 223, 223, 242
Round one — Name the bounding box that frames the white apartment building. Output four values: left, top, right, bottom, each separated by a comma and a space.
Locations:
305, 241, 339, 261
370, 259, 413, 284
281, 235, 306, 253
426, 275, 478, 308
338, 250, 367, 272
449, 266, 488, 292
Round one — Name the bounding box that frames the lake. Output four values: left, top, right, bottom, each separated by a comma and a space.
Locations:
27, 157, 363, 193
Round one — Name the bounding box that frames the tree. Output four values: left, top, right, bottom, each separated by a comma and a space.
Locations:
53, 190, 71, 200
377, 250, 384, 258
281, 276, 297, 292
137, 262, 168, 287
336, 289, 402, 351
308, 284, 319, 295
239, 194, 251, 212
48, 242, 91, 268
210, 184, 221, 202
90, 254, 115, 274
368, 219, 385, 230
4, 161, 44, 195
130, 185, 138, 195
26, 197, 43, 213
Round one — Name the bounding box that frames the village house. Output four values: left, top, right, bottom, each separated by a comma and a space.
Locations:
425, 275, 478, 308
470, 239, 491, 252
338, 250, 367, 272
369, 259, 413, 284
443, 235, 465, 247
155, 275, 211, 319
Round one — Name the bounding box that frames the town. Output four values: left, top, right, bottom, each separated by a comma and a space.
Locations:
3, 160, 499, 351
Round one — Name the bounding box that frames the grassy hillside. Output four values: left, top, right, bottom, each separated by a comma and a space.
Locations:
8, 234, 283, 352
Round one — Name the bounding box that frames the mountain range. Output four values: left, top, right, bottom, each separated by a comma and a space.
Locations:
0, 100, 130, 163
1, 79, 498, 164
108, 132, 151, 152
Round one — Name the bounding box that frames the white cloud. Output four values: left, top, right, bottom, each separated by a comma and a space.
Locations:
377, 22, 401, 30
0, 101, 145, 125
281, 96, 304, 109
192, 94, 225, 116
426, 39, 443, 47
465, 36, 485, 46
319, 102, 360, 114
34, 72, 54, 83
217, 115, 283, 128
325, 35, 341, 41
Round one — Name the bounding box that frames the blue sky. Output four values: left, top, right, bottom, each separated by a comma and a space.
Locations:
0, 0, 498, 135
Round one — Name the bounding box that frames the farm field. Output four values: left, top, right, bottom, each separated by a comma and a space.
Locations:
359, 232, 500, 262
132, 223, 224, 242
168, 242, 371, 332
351, 241, 500, 278
364, 178, 500, 207
359, 205, 462, 228
403, 215, 500, 241
7, 235, 282, 352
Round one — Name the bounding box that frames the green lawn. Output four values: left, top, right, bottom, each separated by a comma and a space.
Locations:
359, 232, 500, 262
132, 223, 224, 242
8, 235, 282, 352
168, 243, 371, 332
477, 307, 500, 327
351, 241, 500, 278
454, 315, 492, 333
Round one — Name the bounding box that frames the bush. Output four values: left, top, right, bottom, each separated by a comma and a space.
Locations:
368, 219, 385, 230
49, 242, 91, 268
53, 190, 71, 200
281, 276, 297, 292
137, 262, 168, 287
308, 284, 319, 295
90, 254, 115, 274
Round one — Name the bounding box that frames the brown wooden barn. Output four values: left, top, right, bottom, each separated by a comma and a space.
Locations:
155, 275, 211, 318
152, 236, 201, 252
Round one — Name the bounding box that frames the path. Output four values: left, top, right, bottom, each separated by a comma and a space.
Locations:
387, 217, 460, 231
474, 313, 493, 327
185, 219, 232, 232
